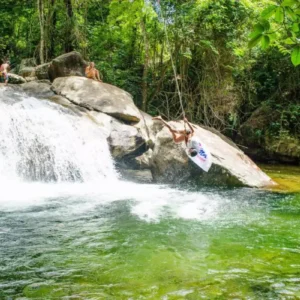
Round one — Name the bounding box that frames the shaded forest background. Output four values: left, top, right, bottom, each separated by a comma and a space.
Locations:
0, 0, 299, 149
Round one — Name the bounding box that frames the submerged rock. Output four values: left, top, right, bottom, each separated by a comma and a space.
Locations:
48, 51, 87, 82
150, 120, 276, 188
52, 76, 141, 122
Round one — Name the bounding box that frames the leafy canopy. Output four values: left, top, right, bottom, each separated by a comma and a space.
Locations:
249, 0, 300, 66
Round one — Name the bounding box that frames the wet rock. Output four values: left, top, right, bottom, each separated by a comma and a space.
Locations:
7, 73, 26, 84
118, 169, 153, 183
150, 120, 276, 188
48, 51, 88, 82
36, 63, 50, 80
52, 76, 141, 122
21, 81, 54, 98
88, 111, 146, 161
133, 111, 162, 148
133, 149, 153, 169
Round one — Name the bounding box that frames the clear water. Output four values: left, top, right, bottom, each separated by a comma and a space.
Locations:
1, 183, 299, 299
0, 88, 299, 299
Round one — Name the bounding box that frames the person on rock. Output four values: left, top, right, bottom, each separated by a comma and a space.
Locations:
152, 116, 198, 157
0, 60, 10, 86
85, 62, 102, 82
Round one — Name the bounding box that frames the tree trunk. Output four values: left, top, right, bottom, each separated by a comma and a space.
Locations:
141, 18, 149, 111
49, 0, 57, 59
64, 0, 74, 52
38, 0, 45, 64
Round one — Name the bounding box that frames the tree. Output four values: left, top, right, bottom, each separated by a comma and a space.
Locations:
249, 0, 300, 66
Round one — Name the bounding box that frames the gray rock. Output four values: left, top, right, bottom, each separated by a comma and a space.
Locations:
36, 63, 50, 80
52, 76, 141, 122
7, 73, 26, 84
19, 58, 37, 78
25, 76, 38, 82
19, 66, 36, 78
48, 51, 88, 82
88, 111, 146, 161
150, 120, 276, 188
134, 149, 153, 169
134, 111, 162, 148
119, 169, 153, 183
21, 81, 54, 98
49, 95, 87, 116
19, 58, 37, 69
109, 122, 145, 159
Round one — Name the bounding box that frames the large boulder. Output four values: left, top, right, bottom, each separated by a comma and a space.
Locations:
18, 58, 37, 79
52, 76, 141, 122
150, 120, 276, 188
35, 63, 50, 80
133, 111, 163, 148
239, 104, 300, 163
7, 73, 26, 84
88, 111, 146, 161
21, 81, 54, 99
48, 51, 87, 82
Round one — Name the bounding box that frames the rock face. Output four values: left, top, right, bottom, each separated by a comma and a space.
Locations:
21, 81, 54, 99
151, 121, 276, 188
48, 51, 87, 82
18, 58, 37, 80
239, 104, 300, 164
7, 73, 26, 84
52, 76, 141, 122
88, 111, 146, 161
35, 63, 50, 80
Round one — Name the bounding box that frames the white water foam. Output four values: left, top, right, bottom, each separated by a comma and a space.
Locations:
0, 89, 117, 182
0, 89, 224, 222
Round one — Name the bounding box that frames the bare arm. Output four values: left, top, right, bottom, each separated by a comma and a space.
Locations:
184, 118, 194, 133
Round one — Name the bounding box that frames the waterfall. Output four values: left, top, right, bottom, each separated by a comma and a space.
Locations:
0, 88, 118, 183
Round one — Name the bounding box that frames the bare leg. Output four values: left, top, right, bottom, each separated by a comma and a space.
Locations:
152, 116, 185, 143
152, 116, 174, 131
95, 70, 102, 82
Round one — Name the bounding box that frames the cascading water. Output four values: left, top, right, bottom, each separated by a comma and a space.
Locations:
0, 87, 299, 299
0, 88, 117, 183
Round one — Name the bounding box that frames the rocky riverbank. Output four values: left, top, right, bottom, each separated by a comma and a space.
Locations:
4, 51, 295, 187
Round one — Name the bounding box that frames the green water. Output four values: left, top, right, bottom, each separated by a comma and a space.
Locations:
0, 168, 300, 299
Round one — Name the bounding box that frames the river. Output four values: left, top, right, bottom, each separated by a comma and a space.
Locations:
0, 88, 299, 299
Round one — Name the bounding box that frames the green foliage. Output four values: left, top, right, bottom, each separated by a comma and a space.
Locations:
250, 0, 300, 66
0, 0, 298, 148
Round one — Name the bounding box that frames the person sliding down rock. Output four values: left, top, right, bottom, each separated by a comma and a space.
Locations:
152, 116, 198, 157
85, 62, 102, 82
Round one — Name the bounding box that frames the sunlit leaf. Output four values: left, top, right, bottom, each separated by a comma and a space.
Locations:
281, 0, 298, 7
261, 35, 270, 50
286, 7, 298, 21
249, 24, 264, 39
261, 5, 277, 19
275, 7, 284, 23
292, 23, 299, 32
284, 37, 296, 45
291, 46, 300, 66
249, 34, 263, 48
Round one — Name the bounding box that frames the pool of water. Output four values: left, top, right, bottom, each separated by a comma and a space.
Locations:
0, 174, 300, 300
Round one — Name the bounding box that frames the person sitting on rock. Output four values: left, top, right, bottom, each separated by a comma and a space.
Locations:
85, 62, 102, 82
0, 60, 10, 86
152, 116, 196, 154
